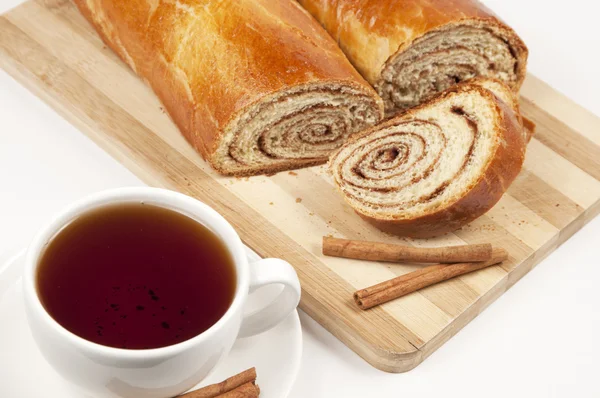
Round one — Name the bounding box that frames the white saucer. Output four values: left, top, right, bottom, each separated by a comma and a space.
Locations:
0, 248, 302, 398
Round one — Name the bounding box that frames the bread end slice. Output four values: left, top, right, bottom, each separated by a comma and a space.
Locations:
330, 82, 526, 238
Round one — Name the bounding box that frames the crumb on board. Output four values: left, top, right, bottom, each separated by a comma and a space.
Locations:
269, 202, 274, 205
309, 212, 314, 216
296, 198, 302, 203
555, 203, 560, 207
288, 171, 298, 176
463, 223, 495, 232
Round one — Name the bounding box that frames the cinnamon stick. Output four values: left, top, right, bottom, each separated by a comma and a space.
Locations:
179, 368, 259, 397
355, 248, 508, 310
219, 383, 260, 397
354, 264, 446, 301
323, 236, 492, 264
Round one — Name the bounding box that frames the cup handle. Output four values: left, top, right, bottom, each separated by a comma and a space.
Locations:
238, 258, 301, 338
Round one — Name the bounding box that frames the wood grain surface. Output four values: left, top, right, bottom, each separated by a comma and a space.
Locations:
2, 0, 600, 373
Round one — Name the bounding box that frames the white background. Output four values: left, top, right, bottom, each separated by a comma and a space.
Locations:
1, 0, 599, 396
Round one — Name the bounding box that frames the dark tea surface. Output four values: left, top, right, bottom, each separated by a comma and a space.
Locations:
37, 203, 236, 349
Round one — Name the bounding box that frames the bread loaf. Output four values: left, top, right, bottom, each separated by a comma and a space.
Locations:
73, 0, 384, 176
298, 0, 528, 116
329, 82, 526, 238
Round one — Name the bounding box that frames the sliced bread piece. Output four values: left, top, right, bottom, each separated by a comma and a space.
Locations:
73, 0, 383, 176
298, 0, 528, 116
329, 82, 526, 238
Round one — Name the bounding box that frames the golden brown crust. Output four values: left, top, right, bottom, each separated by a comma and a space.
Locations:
522, 116, 536, 142
73, 0, 382, 175
298, 0, 528, 89
330, 83, 526, 238
467, 76, 534, 143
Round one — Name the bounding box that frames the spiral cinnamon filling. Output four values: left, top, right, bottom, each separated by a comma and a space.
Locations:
377, 23, 522, 115
330, 91, 499, 220
215, 83, 381, 174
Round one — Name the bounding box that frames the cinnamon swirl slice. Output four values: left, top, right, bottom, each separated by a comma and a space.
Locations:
214, 83, 383, 175
329, 83, 526, 238
298, 0, 528, 116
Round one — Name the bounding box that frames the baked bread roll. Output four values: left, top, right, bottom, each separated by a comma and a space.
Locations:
298, 0, 528, 116
73, 0, 384, 176
329, 82, 526, 238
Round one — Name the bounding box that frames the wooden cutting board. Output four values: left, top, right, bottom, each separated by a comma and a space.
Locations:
3, 0, 600, 373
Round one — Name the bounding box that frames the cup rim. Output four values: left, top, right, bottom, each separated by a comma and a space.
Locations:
23, 187, 250, 360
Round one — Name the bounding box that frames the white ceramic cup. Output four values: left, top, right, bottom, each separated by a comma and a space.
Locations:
23, 187, 301, 398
